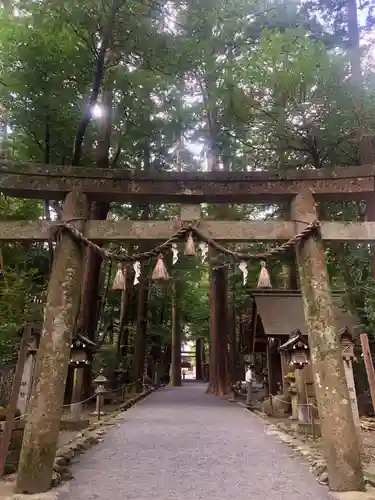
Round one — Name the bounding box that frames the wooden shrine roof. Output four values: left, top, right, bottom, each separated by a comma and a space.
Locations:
252, 291, 358, 337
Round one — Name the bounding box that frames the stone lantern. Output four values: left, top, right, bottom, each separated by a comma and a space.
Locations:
93, 369, 108, 394
93, 369, 109, 420
278, 330, 310, 423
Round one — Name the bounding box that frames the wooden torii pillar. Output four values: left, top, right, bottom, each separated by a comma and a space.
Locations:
16, 192, 89, 494
291, 188, 365, 492
195, 338, 204, 380
170, 281, 182, 387
208, 265, 230, 396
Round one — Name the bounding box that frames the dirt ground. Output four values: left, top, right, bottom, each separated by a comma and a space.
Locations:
254, 410, 375, 479
246, 384, 375, 479
359, 425, 375, 475
57, 384, 329, 500
58, 395, 134, 448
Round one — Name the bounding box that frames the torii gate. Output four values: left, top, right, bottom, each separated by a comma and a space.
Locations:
0, 160, 371, 494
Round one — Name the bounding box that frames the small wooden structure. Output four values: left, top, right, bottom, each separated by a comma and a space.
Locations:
247, 300, 361, 442
70, 333, 98, 366
244, 289, 358, 396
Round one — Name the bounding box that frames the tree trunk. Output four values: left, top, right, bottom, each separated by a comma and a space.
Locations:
132, 268, 149, 384
78, 203, 110, 339
78, 84, 113, 339
291, 188, 364, 492
78, 85, 113, 395
229, 273, 237, 384
162, 342, 172, 381
170, 281, 182, 386
347, 0, 375, 276
208, 265, 231, 396
16, 192, 89, 494
115, 268, 134, 367
195, 338, 203, 380
279, 205, 299, 289
79, 202, 109, 398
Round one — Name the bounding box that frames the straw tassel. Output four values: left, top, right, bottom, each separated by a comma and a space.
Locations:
184, 232, 196, 256
152, 253, 170, 281
257, 260, 272, 288
111, 263, 126, 291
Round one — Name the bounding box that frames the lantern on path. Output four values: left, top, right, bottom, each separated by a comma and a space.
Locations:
93, 369, 109, 394
93, 369, 109, 421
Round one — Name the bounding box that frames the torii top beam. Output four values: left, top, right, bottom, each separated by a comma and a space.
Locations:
0, 161, 374, 203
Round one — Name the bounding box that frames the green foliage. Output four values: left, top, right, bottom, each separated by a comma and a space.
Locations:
0, 267, 43, 363
0, 0, 374, 358
0, 195, 45, 362
93, 345, 118, 377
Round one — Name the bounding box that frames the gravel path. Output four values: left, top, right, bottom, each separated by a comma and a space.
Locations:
61, 383, 329, 500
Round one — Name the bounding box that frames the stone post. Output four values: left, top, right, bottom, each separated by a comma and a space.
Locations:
246, 380, 252, 406
280, 352, 290, 398
17, 332, 39, 417
289, 382, 298, 420
70, 366, 84, 421
343, 358, 362, 452
17, 354, 35, 417
0, 327, 32, 478
16, 191, 89, 494
154, 362, 159, 386
360, 333, 375, 412
295, 369, 309, 423
290, 188, 365, 492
